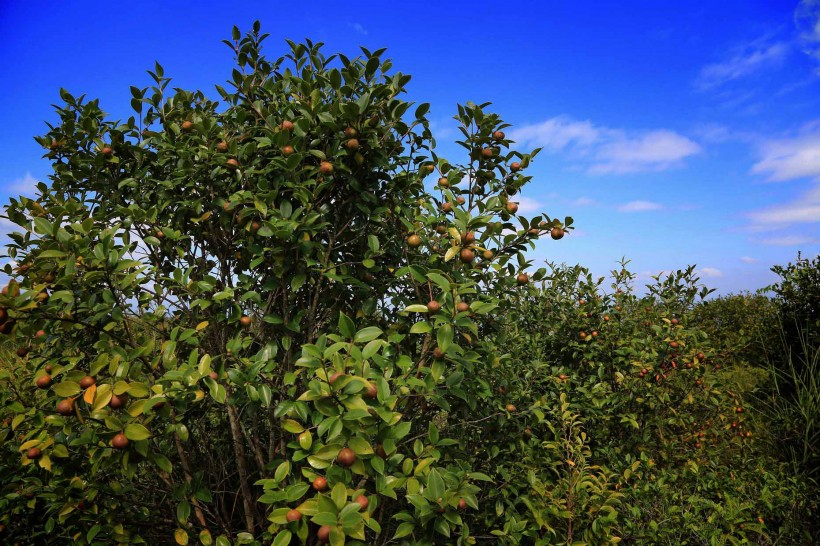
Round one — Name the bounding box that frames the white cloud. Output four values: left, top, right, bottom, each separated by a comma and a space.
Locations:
796, 0, 820, 70
740, 256, 759, 264
570, 196, 597, 206
350, 23, 368, 36
516, 196, 544, 214
510, 118, 700, 175
752, 121, 820, 182
759, 234, 817, 246
698, 267, 724, 278
3, 172, 40, 196
695, 39, 789, 91
617, 200, 663, 213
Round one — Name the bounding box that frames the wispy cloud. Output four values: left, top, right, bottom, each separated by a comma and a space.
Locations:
740, 256, 759, 264
752, 120, 820, 182
516, 196, 545, 214
3, 172, 40, 196
617, 200, 663, 213
759, 234, 817, 246
350, 23, 368, 36
796, 0, 820, 71
698, 267, 724, 278
695, 38, 789, 91
570, 196, 597, 207
747, 182, 820, 226
510, 117, 700, 175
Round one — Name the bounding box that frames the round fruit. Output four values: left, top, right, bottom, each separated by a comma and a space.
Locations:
35, 375, 52, 389
603, 315, 610, 322
345, 138, 359, 150
286, 509, 302, 522
35, 330, 46, 339
550, 227, 564, 240
591, 331, 598, 337
337, 447, 357, 467
227, 158, 239, 169
281, 120, 294, 131
460, 248, 475, 263
580, 332, 587, 339
483, 250, 494, 260
697, 352, 706, 361
670, 341, 679, 349
239, 315, 252, 327
101, 147, 113, 157
435, 225, 447, 234
506, 202, 519, 214
481, 147, 493, 158
510, 162, 521, 172
493, 130, 505, 140
516, 273, 529, 285
736, 407, 743, 414
463, 231, 476, 244
427, 300, 441, 313
506, 404, 516, 413
355, 495, 369, 511
442, 202, 453, 213
458, 498, 468, 510
26, 447, 41, 460
16, 347, 28, 357
216, 141, 229, 153
312, 476, 328, 491
57, 399, 74, 416
671, 318, 679, 325
559, 374, 568, 381
208, 371, 219, 380
181, 121, 194, 132
456, 196, 466, 205
317, 526, 331, 543
282, 145, 295, 156
457, 302, 469, 313
112, 433, 129, 450
438, 177, 449, 187
109, 394, 125, 409
344, 127, 357, 137
79, 376, 96, 389
319, 161, 334, 174
407, 234, 422, 247
425, 165, 435, 173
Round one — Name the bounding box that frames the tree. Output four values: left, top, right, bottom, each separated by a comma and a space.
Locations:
0, 23, 569, 545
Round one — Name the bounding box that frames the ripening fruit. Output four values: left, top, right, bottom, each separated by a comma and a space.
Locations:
460, 248, 475, 263
208, 371, 219, 380
558, 373, 568, 381
438, 177, 449, 187
239, 315, 252, 327
463, 231, 476, 244
355, 495, 369, 511
505, 404, 516, 413
337, 447, 357, 467
317, 526, 331, 543
35, 375, 52, 389
516, 273, 529, 285
101, 147, 113, 157
227, 158, 239, 169
591, 331, 598, 337
579, 332, 587, 339
481, 148, 493, 158
442, 202, 453, 213
181, 121, 194, 132
425, 164, 435, 173
493, 130, 505, 140
16, 347, 28, 358
506, 202, 519, 214
216, 141, 229, 153
670, 341, 679, 349
282, 145, 295, 156
457, 302, 470, 313
286, 509, 302, 522
432, 347, 444, 359
345, 138, 359, 150
407, 234, 422, 247
312, 476, 328, 491
427, 300, 441, 313
109, 394, 125, 409
456, 196, 466, 205
483, 250, 494, 260
35, 330, 46, 339
344, 127, 358, 138
79, 376, 96, 389
112, 433, 129, 450
281, 120, 294, 131
697, 352, 706, 361
550, 227, 564, 240
603, 315, 610, 322
26, 447, 41, 460
458, 498, 468, 510
319, 161, 334, 174
56, 399, 74, 416
510, 162, 521, 172
671, 318, 679, 325
736, 407, 743, 414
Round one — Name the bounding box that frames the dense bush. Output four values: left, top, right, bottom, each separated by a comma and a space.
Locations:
0, 24, 815, 545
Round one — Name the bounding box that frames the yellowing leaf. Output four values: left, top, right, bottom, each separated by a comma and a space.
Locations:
83, 384, 97, 405
175, 528, 189, 545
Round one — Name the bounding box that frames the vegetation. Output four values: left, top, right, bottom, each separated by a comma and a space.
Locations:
0, 24, 816, 545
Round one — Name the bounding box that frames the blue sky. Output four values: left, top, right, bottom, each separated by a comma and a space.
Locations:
1, 0, 818, 294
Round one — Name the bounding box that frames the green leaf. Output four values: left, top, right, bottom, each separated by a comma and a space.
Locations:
437, 324, 453, 353
52, 381, 81, 397
124, 423, 152, 441
272, 531, 292, 546
427, 468, 445, 500
354, 326, 382, 343
393, 522, 415, 539
410, 321, 432, 334
338, 312, 355, 338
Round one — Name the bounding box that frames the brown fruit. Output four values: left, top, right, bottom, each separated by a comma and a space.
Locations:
603, 315, 610, 322
250, 221, 261, 232
26, 447, 41, 460
344, 127, 358, 137
442, 202, 453, 213
317, 526, 331, 543
670, 341, 679, 349
528, 228, 540, 236
435, 224, 447, 234
109, 394, 125, 409
579, 332, 587, 339
550, 227, 564, 240
427, 300, 441, 313
505, 404, 516, 413
155, 230, 165, 238
463, 231, 476, 244
216, 141, 229, 153
493, 130, 505, 140
337, 447, 357, 467
460, 248, 475, 263
319, 161, 334, 174
282, 145, 295, 156
312, 476, 328, 491
425, 164, 435, 173
57, 398, 74, 416
457, 302, 470, 313
101, 147, 113, 157
456, 196, 466, 205
438, 177, 449, 187
35, 375, 52, 389
345, 138, 359, 150
432, 347, 445, 359
44, 364, 53, 373
112, 433, 129, 449
407, 234, 422, 248
35, 330, 46, 339
697, 352, 706, 361
355, 495, 369, 511
226, 158, 239, 169
510, 161, 521, 172
16, 347, 28, 358
79, 376, 96, 389
671, 318, 679, 325
481, 147, 494, 158
736, 407, 743, 414
591, 331, 598, 337
286, 509, 302, 522
375, 444, 387, 458
181, 120, 194, 132
559, 373, 568, 381
516, 273, 529, 285
239, 315, 252, 327
280, 120, 294, 131
483, 250, 494, 260
506, 202, 519, 214
458, 498, 468, 510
